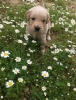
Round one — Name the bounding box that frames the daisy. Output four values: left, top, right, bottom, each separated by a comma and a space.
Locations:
23, 42, 27, 45
41, 71, 49, 78
44, 92, 47, 96
51, 23, 54, 27
6, 80, 14, 88
22, 0, 25, 1
17, 39, 23, 43
1, 96, 3, 99
32, 40, 36, 43
53, 57, 58, 61
47, 66, 52, 70
29, 48, 34, 53
68, 55, 71, 58
24, 34, 29, 41
65, 48, 70, 52
15, 29, 20, 33
27, 53, 30, 56
70, 48, 75, 54
15, 12, 18, 14
67, 83, 71, 86
54, 48, 60, 53
20, 22, 26, 28
1, 51, 10, 58
0, 24, 4, 29
15, 57, 21, 62
12, 68, 20, 74
20, 23, 25, 28
52, 44, 57, 48
26, 0, 34, 2
11, 25, 15, 27
46, 98, 48, 100
67, 40, 73, 43
1, 67, 5, 71
65, 28, 68, 32
22, 66, 27, 70
71, 19, 75, 26
18, 78, 23, 83
42, 86, 46, 91
73, 88, 76, 91
27, 59, 32, 65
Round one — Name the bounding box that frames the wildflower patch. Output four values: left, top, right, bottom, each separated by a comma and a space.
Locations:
0, 0, 76, 100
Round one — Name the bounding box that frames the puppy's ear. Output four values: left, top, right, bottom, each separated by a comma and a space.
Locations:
26, 10, 31, 21
46, 13, 50, 24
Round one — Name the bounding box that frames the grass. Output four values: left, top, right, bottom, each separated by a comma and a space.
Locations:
0, 0, 76, 100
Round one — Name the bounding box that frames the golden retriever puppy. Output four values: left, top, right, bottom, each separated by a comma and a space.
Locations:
26, 5, 51, 53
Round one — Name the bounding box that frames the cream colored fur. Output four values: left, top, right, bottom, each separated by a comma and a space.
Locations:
26, 0, 51, 53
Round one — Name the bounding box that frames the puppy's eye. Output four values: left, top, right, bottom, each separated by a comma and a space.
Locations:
42, 20, 46, 22
31, 18, 35, 20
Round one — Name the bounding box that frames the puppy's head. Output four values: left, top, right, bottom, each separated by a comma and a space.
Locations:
26, 6, 50, 33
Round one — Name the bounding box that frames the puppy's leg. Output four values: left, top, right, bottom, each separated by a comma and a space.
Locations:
46, 29, 51, 41
40, 35, 46, 54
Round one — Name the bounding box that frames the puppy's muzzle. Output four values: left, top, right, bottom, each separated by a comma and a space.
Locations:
35, 26, 40, 31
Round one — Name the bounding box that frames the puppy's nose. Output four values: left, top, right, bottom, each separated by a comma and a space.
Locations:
35, 26, 40, 31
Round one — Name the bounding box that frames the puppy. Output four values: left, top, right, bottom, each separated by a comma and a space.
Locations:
26, 0, 51, 53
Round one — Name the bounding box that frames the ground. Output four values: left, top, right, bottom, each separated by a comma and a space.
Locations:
1, 0, 76, 11
0, 0, 76, 100
0, 0, 21, 4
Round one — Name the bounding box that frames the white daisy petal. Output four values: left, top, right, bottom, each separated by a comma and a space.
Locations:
6, 80, 14, 88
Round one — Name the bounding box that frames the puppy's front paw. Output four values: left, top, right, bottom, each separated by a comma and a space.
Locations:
41, 48, 45, 54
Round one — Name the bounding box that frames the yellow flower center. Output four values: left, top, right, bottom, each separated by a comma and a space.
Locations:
4, 52, 8, 56
8, 82, 13, 87
56, 50, 58, 52
44, 73, 46, 77
18, 78, 23, 82
55, 49, 59, 53
19, 79, 22, 82
15, 70, 18, 73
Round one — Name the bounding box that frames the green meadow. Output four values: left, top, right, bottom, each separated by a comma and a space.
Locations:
0, 0, 76, 100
